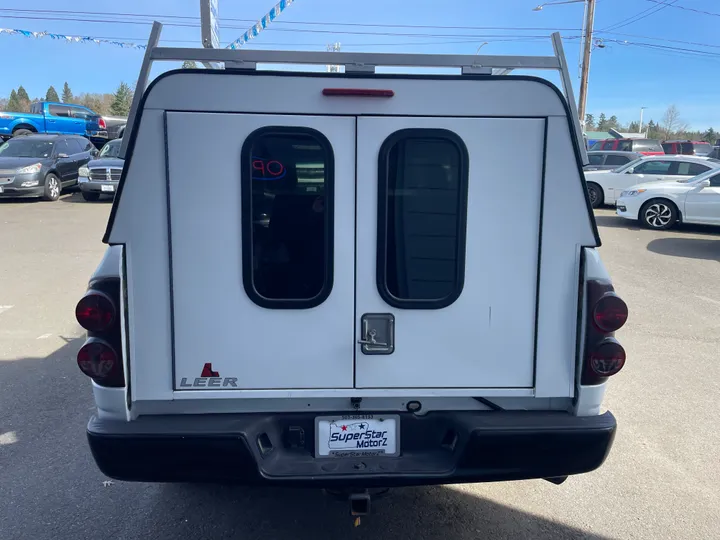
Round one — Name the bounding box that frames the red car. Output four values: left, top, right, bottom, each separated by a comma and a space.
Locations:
589, 138, 664, 156
661, 140, 713, 156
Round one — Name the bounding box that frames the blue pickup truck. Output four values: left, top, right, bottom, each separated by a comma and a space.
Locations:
0, 101, 108, 146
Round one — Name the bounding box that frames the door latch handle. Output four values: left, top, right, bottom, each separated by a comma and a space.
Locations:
357, 338, 388, 346
357, 329, 387, 347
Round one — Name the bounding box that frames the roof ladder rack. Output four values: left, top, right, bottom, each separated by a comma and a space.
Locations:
121, 21, 587, 164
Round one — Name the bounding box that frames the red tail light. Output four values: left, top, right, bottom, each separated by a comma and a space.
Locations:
76, 291, 115, 332
593, 294, 628, 333
75, 278, 124, 387
98, 118, 107, 129
589, 340, 626, 377
77, 340, 118, 380
582, 279, 628, 385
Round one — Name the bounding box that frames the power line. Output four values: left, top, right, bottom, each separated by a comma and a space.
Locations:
599, 30, 720, 51
0, 15, 582, 40
602, 0, 679, 32
0, 8, 582, 31
643, 0, 720, 18
602, 38, 720, 59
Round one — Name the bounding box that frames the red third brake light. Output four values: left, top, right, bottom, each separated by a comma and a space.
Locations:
322, 88, 395, 97
593, 294, 628, 333
77, 340, 118, 380
76, 291, 115, 332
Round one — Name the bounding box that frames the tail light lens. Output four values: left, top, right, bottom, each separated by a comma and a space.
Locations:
589, 340, 626, 377
582, 279, 628, 385
77, 340, 118, 380
76, 278, 124, 387
593, 294, 628, 333
98, 118, 107, 129
76, 291, 115, 332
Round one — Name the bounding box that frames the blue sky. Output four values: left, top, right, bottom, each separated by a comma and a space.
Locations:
1, 0, 718, 129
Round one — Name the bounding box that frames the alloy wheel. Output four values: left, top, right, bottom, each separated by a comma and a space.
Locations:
48, 177, 60, 199
644, 203, 672, 228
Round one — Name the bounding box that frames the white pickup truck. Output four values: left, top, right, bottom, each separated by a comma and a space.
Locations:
74, 30, 627, 509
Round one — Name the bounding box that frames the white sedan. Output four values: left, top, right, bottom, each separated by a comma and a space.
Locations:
584, 155, 720, 208
616, 168, 720, 229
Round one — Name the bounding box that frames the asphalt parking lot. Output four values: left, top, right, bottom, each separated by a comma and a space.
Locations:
1, 196, 719, 540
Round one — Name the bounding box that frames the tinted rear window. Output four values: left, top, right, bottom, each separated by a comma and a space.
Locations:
677, 162, 710, 176
377, 129, 468, 309
48, 104, 70, 118
241, 127, 333, 308
588, 154, 604, 165
605, 155, 631, 166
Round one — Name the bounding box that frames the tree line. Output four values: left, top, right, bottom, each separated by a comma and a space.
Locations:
1, 81, 134, 117
586, 105, 717, 144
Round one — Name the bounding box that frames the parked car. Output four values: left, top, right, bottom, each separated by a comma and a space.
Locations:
661, 140, 713, 157
616, 167, 720, 229
589, 138, 664, 156
584, 155, 720, 207
0, 134, 97, 201
76, 49, 626, 493
78, 139, 124, 201
101, 115, 127, 140
0, 101, 108, 146
584, 151, 642, 171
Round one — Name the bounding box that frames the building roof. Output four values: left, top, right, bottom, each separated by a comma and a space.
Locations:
585, 131, 613, 140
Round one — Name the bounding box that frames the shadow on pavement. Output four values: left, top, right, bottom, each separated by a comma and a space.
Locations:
146, 483, 610, 540
59, 191, 113, 204
0, 196, 41, 204
647, 237, 720, 261
0, 339, 609, 540
593, 214, 639, 230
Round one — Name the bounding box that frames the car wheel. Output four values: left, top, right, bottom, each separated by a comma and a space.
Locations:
640, 199, 677, 230
43, 174, 62, 201
587, 182, 603, 208
13, 128, 33, 137
82, 192, 100, 202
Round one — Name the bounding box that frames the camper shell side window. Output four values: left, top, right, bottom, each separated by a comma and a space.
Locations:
376, 129, 469, 310
241, 127, 334, 309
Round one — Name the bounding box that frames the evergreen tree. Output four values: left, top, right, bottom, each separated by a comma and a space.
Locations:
16, 86, 30, 102
703, 127, 717, 144
608, 115, 619, 129
15, 86, 30, 112
62, 82, 74, 103
597, 113, 608, 131
627, 121, 640, 133
646, 120, 659, 139
6, 89, 21, 112
584, 114, 595, 131
45, 86, 60, 102
109, 82, 133, 116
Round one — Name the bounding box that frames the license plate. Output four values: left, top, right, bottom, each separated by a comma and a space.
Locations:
101, 185, 114, 192
316, 415, 399, 457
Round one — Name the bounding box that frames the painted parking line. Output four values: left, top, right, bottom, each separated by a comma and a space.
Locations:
36, 333, 53, 340
0, 305, 14, 315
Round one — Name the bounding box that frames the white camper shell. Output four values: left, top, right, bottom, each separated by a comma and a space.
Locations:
77, 26, 627, 489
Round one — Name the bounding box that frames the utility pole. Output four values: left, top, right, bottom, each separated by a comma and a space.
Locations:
639, 106, 647, 134
577, 0, 596, 129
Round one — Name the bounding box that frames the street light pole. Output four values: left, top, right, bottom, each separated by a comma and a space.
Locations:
577, 0, 596, 128
639, 107, 647, 134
